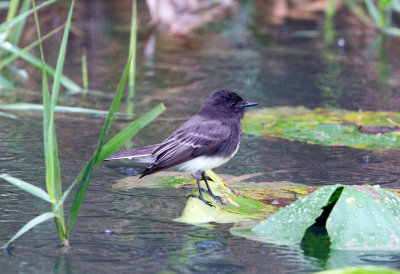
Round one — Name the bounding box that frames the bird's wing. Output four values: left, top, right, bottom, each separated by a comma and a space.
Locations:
105, 144, 158, 162
143, 117, 231, 174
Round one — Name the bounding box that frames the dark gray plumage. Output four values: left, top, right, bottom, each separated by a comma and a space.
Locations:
106, 90, 257, 206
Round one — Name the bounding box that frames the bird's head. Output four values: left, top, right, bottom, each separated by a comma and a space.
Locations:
199, 90, 258, 119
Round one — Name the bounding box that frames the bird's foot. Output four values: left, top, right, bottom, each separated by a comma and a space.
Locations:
188, 194, 214, 207
200, 188, 225, 205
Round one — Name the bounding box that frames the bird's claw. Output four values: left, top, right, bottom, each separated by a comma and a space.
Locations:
188, 194, 215, 207
200, 188, 225, 205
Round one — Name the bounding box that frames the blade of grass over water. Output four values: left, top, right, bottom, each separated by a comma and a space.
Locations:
2, 0, 164, 247
0, 174, 51, 203
0, 74, 13, 90
365, 0, 383, 29
97, 103, 165, 163
11, 0, 31, 46
128, 0, 137, 99
0, 103, 130, 117
6, 0, 19, 24
0, 0, 57, 33
33, 0, 76, 244
0, 111, 17, 119
81, 48, 88, 91
1, 212, 55, 249
55, 103, 165, 212
0, 25, 64, 69
67, 55, 133, 234
0, 41, 81, 92
0, 2, 11, 9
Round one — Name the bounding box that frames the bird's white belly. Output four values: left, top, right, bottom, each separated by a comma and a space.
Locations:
177, 143, 239, 173
177, 156, 231, 173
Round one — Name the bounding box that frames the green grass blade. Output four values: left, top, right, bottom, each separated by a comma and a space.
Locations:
0, 111, 17, 119
383, 27, 400, 36
1, 211, 55, 248
0, 74, 13, 90
365, 0, 384, 28
0, 0, 57, 33
393, 0, 400, 12
6, 0, 20, 23
0, 2, 11, 9
32, 0, 74, 243
128, 0, 137, 99
46, 0, 76, 239
49, 0, 75, 112
81, 48, 88, 90
97, 103, 165, 163
66, 55, 132, 234
0, 103, 128, 116
32, 0, 53, 201
344, 0, 371, 25
0, 25, 63, 69
11, 0, 31, 46
0, 41, 81, 92
0, 173, 51, 203
55, 103, 165, 212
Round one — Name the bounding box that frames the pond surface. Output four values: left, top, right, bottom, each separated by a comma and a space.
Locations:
1, 1, 400, 273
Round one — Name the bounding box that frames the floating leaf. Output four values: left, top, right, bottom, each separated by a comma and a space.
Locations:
233, 185, 400, 250
248, 185, 338, 245
327, 186, 400, 250
173, 170, 277, 224
315, 266, 400, 274
242, 107, 400, 150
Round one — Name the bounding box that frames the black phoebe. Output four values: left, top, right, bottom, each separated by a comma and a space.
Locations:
106, 90, 258, 206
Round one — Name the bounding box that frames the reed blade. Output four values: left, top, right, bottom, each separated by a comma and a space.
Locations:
0, 0, 57, 33
1, 212, 55, 248
0, 173, 52, 203
66, 55, 133, 234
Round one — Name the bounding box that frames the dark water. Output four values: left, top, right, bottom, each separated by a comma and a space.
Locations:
1, 1, 400, 273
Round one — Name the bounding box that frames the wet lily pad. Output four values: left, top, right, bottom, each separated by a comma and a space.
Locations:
232, 185, 400, 250
242, 107, 400, 150
112, 170, 312, 224
174, 170, 277, 224
315, 266, 400, 274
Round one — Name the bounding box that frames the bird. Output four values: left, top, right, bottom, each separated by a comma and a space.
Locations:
106, 90, 258, 206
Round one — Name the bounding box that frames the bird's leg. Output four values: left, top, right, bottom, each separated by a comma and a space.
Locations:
188, 170, 214, 207
200, 171, 225, 204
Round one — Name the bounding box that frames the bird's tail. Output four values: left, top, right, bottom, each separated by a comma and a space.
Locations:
105, 144, 159, 163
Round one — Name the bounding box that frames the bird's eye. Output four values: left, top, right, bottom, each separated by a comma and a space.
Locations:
231, 102, 236, 106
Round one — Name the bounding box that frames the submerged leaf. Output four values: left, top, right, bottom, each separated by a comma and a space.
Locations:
242, 107, 400, 150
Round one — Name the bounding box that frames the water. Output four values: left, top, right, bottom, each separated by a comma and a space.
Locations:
1, 1, 400, 273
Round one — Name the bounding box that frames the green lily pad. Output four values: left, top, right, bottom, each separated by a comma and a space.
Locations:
315, 266, 400, 274
174, 170, 277, 224
112, 171, 312, 206
232, 185, 400, 250
242, 107, 400, 150
112, 170, 314, 224
327, 186, 400, 250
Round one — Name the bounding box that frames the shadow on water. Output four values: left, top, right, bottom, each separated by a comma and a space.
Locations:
1, 0, 400, 273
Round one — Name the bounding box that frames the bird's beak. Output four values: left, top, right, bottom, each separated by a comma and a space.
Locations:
243, 101, 258, 107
